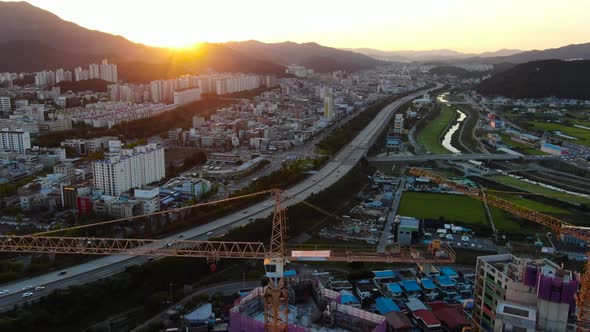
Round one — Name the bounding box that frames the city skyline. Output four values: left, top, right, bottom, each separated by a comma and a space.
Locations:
11, 0, 590, 53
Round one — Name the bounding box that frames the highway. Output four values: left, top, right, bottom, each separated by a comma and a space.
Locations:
0, 84, 440, 311
368, 153, 578, 163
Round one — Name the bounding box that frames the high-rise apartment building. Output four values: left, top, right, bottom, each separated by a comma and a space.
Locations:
323, 94, 334, 120
64, 70, 73, 82
173, 87, 202, 105
55, 68, 65, 83
0, 128, 31, 154
92, 141, 165, 196
473, 254, 577, 331
74, 67, 82, 81
0, 96, 10, 115
89, 63, 100, 79
99, 59, 118, 83
393, 114, 404, 134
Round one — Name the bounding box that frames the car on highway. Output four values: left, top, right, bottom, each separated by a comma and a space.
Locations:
206, 231, 213, 236
242, 210, 248, 214
177, 234, 184, 238
22, 292, 33, 298
249, 217, 255, 221
58, 271, 67, 276
22, 285, 33, 291
35, 286, 45, 291
0, 289, 9, 295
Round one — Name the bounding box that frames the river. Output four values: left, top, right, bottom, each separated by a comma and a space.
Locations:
437, 93, 466, 154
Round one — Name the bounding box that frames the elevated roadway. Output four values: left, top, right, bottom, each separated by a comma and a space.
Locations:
368, 153, 583, 163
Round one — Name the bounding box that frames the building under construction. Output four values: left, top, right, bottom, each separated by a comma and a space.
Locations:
230, 273, 387, 332
473, 254, 578, 331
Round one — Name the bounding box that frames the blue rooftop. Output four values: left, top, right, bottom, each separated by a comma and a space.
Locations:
375, 297, 400, 314
339, 290, 360, 305
387, 283, 403, 295
284, 270, 297, 277
402, 280, 421, 292
161, 196, 175, 204
441, 267, 458, 278
185, 303, 213, 322
421, 278, 437, 290
373, 270, 396, 279
437, 275, 456, 287
542, 142, 563, 150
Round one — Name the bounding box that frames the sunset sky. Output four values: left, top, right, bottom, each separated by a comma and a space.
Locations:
18, 0, 590, 52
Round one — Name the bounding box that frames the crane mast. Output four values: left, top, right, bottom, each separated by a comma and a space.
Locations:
263, 189, 289, 332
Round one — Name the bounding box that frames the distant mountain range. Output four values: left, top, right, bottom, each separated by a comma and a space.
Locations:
0, 1, 382, 81
476, 60, 590, 99
346, 43, 590, 64
343, 48, 523, 62
226, 41, 381, 72
460, 43, 590, 65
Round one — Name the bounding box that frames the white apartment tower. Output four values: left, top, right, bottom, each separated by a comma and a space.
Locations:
150, 80, 163, 103
173, 87, 202, 105
74, 67, 83, 81
0, 128, 31, 154
93, 141, 165, 196
55, 68, 65, 83
99, 59, 118, 83
89, 63, 100, 79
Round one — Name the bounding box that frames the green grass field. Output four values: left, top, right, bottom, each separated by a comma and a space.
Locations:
398, 191, 489, 226
495, 194, 572, 215
530, 121, 590, 147
398, 191, 570, 236
417, 105, 455, 154
499, 134, 547, 155
488, 206, 546, 235
489, 175, 590, 205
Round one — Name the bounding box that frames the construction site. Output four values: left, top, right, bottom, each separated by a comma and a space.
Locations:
230, 279, 387, 332
2, 168, 590, 331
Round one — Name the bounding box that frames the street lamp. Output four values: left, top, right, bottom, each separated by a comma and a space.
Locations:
169, 282, 174, 303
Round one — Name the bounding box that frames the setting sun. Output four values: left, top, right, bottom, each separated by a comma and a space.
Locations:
17, 0, 590, 52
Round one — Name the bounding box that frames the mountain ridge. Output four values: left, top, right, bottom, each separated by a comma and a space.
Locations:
475, 60, 590, 99
342, 48, 523, 61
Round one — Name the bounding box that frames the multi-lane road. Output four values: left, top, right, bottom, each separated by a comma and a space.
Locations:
0, 85, 439, 311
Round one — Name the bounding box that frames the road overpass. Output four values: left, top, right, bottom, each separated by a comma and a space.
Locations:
0, 84, 442, 311
368, 153, 582, 163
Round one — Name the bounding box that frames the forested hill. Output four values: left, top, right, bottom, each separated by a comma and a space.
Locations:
476, 60, 590, 99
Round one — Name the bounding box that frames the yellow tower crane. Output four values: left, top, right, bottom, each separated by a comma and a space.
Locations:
0, 188, 454, 332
